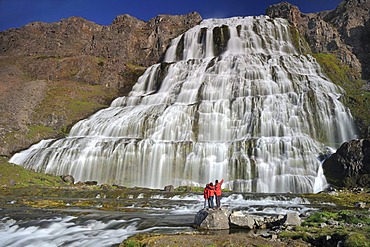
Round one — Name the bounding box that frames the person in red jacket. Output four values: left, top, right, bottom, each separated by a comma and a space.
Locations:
203, 184, 209, 209
208, 182, 215, 209
215, 178, 224, 209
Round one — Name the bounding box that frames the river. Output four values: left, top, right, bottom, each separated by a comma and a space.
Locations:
0, 192, 327, 246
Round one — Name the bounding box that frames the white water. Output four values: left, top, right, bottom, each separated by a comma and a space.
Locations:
0, 216, 138, 247
10, 16, 357, 193
0, 194, 320, 246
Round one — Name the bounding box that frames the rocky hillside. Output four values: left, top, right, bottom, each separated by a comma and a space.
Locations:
0, 12, 201, 156
1, 0, 369, 158
267, 0, 370, 138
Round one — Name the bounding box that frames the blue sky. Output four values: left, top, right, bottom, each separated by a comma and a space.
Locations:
0, 0, 343, 31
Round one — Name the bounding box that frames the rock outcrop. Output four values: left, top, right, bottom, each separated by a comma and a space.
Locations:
266, 0, 370, 81
0, 12, 202, 68
194, 209, 230, 230
0, 12, 202, 156
194, 209, 301, 230
323, 139, 370, 188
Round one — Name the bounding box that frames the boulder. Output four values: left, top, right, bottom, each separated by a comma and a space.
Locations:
323, 139, 370, 188
355, 202, 367, 209
164, 185, 174, 192
194, 209, 301, 230
230, 211, 284, 229
194, 209, 230, 230
229, 211, 257, 229
282, 212, 301, 226
60, 174, 75, 184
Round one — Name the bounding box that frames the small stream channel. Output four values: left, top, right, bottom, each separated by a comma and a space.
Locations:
0, 192, 334, 246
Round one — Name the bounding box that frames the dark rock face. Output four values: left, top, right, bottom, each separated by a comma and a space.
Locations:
323, 139, 370, 187
266, 0, 370, 81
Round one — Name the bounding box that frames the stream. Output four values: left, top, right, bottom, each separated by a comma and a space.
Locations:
0, 192, 332, 246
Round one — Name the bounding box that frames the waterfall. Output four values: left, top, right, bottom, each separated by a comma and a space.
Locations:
10, 16, 358, 193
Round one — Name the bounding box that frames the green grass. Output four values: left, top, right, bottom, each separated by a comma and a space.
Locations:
26, 125, 55, 139
303, 210, 370, 227
313, 53, 370, 137
33, 80, 116, 133
345, 233, 370, 247
279, 207, 370, 246
121, 240, 144, 247
290, 26, 311, 55
0, 156, 67, 188
303, 191, 370, 207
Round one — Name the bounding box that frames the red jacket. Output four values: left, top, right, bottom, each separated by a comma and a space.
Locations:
203, 185, 209, 199
208, 184, 215, 197
215, 179, 224, 196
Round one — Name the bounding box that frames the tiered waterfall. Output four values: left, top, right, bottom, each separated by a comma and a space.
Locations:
10, 16, 358, 193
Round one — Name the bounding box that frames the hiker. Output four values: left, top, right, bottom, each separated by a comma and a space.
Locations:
208, 182, 215, 209
215, 178, 224, 209
203, 184, 209, 209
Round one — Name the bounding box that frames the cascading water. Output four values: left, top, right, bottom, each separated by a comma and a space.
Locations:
10, 16, 357, 193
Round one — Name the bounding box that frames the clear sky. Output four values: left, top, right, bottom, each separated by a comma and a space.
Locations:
0, 0, 343, 31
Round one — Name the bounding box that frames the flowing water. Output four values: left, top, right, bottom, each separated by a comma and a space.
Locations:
10, 16, 357, 193
0, 193, 328, 246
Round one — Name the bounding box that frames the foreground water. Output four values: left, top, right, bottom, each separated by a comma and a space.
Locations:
0, 192, 333, 247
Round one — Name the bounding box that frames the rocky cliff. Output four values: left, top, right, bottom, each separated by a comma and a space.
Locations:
323, 138, 370, 188
0, 12, 201, 156
267, 0, 370, 138
267, 0, 370, 81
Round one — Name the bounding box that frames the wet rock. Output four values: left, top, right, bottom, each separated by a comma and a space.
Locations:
164, 185, 174, 192
84, 181, 98, 186
327, 218, 339, 226
229, 211, 286, 230
320, 223, 327, 228
323, 139, 370, 188
352, 187, 364, 193
95, 193, 106, 199
229, 211, 257, 229
60, 174, 75, 184
355, 202, 366, 209
194, 209, 230, 230
283, 212, 301, 226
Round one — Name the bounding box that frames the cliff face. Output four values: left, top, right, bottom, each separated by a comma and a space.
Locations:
266, 0, 370, 81
0, 13, 202, 156
0, 12, 201, 88
267, 0, 370, 138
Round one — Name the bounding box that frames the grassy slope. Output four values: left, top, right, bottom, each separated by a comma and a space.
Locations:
0, 156, 67, 187
313, 53, 370, 138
